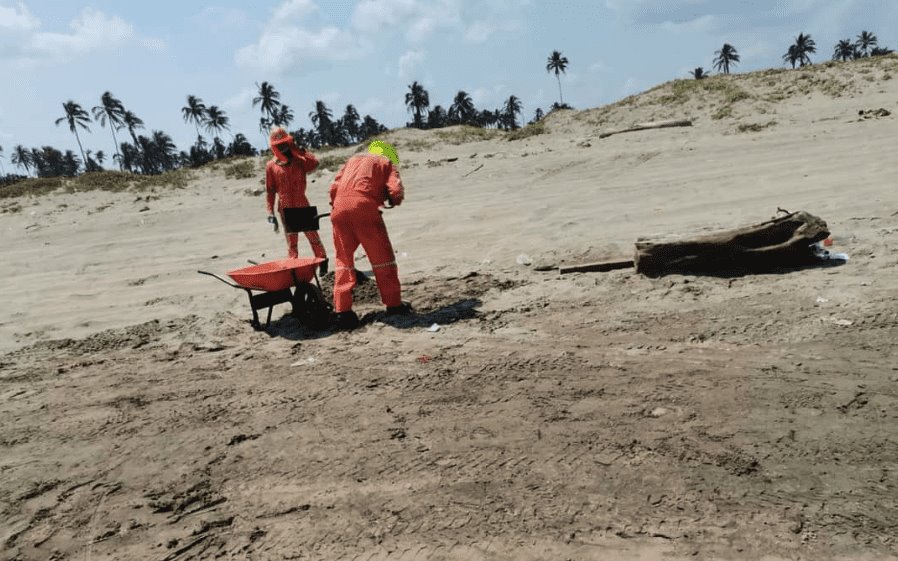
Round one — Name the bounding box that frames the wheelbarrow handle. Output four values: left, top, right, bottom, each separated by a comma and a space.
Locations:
316, 212, 330, 220
197, 270, 240, 288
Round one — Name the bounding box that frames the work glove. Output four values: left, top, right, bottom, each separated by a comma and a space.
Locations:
268, 214, 279, 233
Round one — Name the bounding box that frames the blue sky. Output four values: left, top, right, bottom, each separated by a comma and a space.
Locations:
1, 0, 896, 162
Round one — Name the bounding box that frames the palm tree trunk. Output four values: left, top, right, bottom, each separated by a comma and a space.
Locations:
109, 127, 122, 170
556, 74, 564, 104
73, 130, 87, 173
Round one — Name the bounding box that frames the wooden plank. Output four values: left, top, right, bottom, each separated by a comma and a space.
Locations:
598, 119, 693, 139
559, 259, 635, 274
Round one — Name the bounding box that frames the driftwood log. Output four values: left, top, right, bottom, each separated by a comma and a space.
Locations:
634, 211, 830, 277
598, 119, 693, 139
559, 259, 635, 274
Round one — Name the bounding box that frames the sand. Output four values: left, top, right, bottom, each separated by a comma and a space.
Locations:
1, 57, 898, 560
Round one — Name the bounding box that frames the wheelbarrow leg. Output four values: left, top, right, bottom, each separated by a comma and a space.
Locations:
244, 289, 263, 330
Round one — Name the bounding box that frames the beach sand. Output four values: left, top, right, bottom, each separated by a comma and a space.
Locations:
2, 57, 898, 560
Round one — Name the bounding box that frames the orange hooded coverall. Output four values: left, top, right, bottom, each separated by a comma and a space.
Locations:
329, 153, 405, 313
265, 138, 327, 260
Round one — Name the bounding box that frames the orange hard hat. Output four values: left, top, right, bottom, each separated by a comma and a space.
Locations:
269, 126, 293, 147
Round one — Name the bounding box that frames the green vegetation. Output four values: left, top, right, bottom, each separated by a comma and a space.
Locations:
223, 160, 255, 179
317, 154, 349, 171
657, 77, 752, 106
507, 120, 547, 141
435, 126, 501, 144
0, 168, 196, 199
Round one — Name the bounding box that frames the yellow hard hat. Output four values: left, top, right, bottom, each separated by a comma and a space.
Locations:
368, 140, 399, 165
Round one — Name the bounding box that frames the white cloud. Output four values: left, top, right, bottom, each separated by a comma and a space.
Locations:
0, 2, 39, 31
351, 0, 460, 42
236, 0, 362, 74
398, 50, 425, 79
273, 0, 318, 21
351, 0, 527, 44
237, 0, 535, 75
236, 25, 360, 74
0, 7, 141, 67
29, 9, 133, 56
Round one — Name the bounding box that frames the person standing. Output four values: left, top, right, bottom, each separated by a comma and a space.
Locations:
265, 127, 328, 266
328, 140, 410, 330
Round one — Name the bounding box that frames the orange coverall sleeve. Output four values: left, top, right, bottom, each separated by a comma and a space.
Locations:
265, 163, 277, 215
298, 150, 319, 174
329, 164, 346, 207
386, 164, 405, 206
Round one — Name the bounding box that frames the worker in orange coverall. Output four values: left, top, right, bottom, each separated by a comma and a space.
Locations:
328, 140, 410, 330
265, 127, 328, 269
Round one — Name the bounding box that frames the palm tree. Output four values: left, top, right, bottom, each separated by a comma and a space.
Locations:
713, 43, 740, 74
258, 117, 272, 136
227, 133, 256, 157
783, 45, 801, 68
253, 81, 281, 122
529, 108, 544, 125
340, 105, 361, 144
11, 144, 32, 175
546, 50, 569, 105
427, 105, 448, 129
359, 115, 387, 141
856, 31, 878, 57
62, 150, 81, 177
833, 39, 856, 62
84, 149, 103, 172
503, 95, 523, 130
55, 101, 91, 168
449, 90, 477, 125
404, 81, 430, 129
691, 67, 710, 79
204, 105, 230, 136
91, 92, 126, 166
871, 46, 894, 56
273, 104, 294, 129
493, 109, 505, 130
116, 143, 140, 173
181, 95, 208, 138
0, 144, 5, 175
152, 131, 178, 171
310, 100, 334, 145
122, 110, 145, 145
785, 33, 816, 68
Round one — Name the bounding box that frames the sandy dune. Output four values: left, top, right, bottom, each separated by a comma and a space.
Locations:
2, 56, 898, 560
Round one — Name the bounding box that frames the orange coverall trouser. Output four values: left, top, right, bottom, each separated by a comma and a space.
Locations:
331, 199, 401, 313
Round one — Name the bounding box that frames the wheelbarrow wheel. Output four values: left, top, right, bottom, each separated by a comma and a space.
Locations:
292, 283, 333, 330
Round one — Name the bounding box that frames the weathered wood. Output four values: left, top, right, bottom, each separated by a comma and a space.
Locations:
598, 119, 693, 139
559, 259, 635, 274
634, 211, 830, 277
